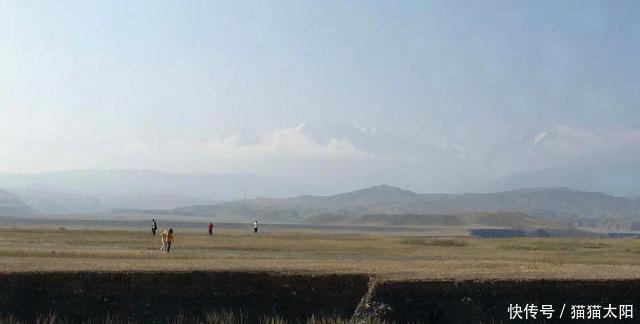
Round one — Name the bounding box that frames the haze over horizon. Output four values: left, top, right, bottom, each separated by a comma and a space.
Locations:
2, 1, 640, 194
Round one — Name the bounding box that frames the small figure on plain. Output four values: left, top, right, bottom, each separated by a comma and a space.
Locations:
166, 228, 175, 253
151, 219, 158, 235
208, 222, 214, 236
160, 229, 168, 251
253, 220, 258, 234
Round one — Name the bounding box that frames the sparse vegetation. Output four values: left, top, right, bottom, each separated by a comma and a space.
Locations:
401, 238, 468, 247
1, 228, 640, 280
499, 240, 610, 251
2, 228, 640, 323
0, 312, 390, 324
204, 310, 247, 324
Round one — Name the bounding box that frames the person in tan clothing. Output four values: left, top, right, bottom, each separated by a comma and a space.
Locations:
160, 229, 168, 251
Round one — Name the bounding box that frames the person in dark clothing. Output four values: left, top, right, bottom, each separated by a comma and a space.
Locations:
166, 228, 174, 252
208, 222, 214, 236
151, 219, 158, 235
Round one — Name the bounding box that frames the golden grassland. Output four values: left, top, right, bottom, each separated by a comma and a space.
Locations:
2, 227, 640, 280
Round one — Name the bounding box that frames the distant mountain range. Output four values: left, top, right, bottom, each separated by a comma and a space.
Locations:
0, 170, 324, 213
175, 185, 640, 223
474, 163, 640, 198
0, 189, 34, 216
2, 170, 640, 231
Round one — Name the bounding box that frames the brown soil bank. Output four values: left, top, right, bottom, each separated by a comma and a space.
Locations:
356, 279, 640, 323
4, 273, 640, 323
0, 271, 369, 323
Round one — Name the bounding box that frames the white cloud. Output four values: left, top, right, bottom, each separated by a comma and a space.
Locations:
0, 124, 375, 173
533, 131, 549, 145
186, 123, 374, 160
529, 125, 640, 159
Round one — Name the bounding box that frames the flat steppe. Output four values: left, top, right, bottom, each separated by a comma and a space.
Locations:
2, 227, 640, 280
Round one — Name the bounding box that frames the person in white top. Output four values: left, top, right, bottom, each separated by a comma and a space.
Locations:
253, 220, 258, 233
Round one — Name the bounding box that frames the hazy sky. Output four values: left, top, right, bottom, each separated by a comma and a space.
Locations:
1, 1, 640, 192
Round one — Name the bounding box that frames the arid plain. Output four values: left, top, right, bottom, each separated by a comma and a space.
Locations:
2, 227, 640, 280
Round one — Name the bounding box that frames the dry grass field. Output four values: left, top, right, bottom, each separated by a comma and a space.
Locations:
2, 227, 640, 280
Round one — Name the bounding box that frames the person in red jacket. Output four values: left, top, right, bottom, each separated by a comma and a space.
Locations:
208, 222, 214, 236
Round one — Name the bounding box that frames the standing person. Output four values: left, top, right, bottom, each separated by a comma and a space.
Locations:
253, 220, 258, 234
160, 229, 168, 251
166, 228, 175, 253
208, 222, 214, 236
151, 219, 158, 235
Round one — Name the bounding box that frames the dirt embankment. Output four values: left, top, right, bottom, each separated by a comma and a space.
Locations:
355, 279, 640, 323
0, 271, 369, 323
3, 273, 640, 323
